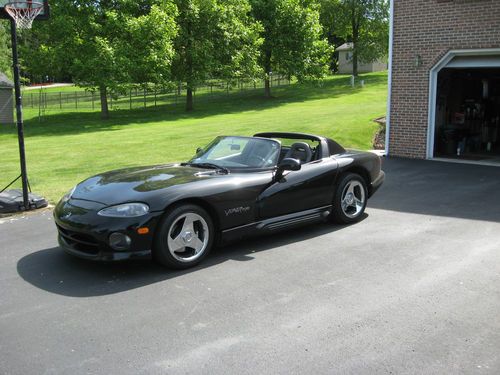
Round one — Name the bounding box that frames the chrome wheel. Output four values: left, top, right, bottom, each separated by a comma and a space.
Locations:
167, 212, 209, 263
341, 180, 366, 219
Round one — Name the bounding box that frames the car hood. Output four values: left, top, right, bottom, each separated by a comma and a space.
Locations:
70, 164, 222, 207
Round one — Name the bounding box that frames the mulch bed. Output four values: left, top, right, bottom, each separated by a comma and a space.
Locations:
372, 116, 386, 150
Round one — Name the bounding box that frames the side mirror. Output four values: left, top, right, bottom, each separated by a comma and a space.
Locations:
278, 158, 301, 172
196, 147, 203, 154
274, 158, 301, 181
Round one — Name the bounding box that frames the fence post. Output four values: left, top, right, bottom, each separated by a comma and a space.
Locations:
75, 91, 78, 109
38, 88, 42, 121
59, 92, 62, 109
154, 88, 157, 107
129, 89, 132, 110
144, 88, 146, 109
91, 91, 94, 110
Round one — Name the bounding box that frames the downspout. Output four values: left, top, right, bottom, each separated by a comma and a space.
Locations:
385, 0, 394, 156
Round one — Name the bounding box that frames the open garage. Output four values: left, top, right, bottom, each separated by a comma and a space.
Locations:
433, 59, 500, 163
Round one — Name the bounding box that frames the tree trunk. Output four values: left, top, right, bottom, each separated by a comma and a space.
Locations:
99, 85, 109, 119
352, 47, 358, 77
352, 12, 360, 77
264, 49, 272, 98
186, 87, 193, 111
264, 78, 271, 98
185, 18, 194, 111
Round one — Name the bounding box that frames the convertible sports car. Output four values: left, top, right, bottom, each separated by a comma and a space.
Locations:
54, 132, 384, 269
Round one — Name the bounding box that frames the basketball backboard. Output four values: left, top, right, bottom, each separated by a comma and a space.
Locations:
0, 0, 49, 20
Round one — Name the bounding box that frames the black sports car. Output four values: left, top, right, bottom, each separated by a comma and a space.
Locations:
54, 132, 384, 269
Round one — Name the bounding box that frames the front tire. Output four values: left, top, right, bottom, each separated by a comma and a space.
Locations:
330, 173, 367, 224
153, 204, 214, 269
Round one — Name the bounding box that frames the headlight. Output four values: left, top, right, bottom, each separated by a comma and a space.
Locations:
61, 187, 76, 203
97, 203, 149, 217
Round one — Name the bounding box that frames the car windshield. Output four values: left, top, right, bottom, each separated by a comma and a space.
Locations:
188, 136, 281, 169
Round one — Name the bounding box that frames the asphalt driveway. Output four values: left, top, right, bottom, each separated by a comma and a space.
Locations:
1, 158, 499, 374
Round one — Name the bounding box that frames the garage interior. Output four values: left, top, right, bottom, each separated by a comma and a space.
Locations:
434, 67, 500, 162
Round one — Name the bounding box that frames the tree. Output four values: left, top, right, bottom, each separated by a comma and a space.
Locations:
22, 0, 178, 118
320, 0, 389, 76
317, 0, 343, 70
0, 21, 12, 79
171, 0, 262, 111
251, 0, 331, 98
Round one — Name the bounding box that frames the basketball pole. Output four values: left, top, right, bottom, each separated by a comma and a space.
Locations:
10, 18, 30, 210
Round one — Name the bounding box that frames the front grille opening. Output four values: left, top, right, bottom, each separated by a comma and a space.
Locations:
57, 225, 101, 255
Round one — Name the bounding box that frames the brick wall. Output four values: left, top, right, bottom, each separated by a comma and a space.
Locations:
389, 0, 500, 158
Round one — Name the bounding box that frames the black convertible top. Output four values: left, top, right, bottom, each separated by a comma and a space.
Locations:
254, 132, 322, 142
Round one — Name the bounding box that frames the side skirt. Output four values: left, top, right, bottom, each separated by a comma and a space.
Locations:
220, 205, 332, 244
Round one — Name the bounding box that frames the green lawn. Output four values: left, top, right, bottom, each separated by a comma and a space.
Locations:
1, 72, 388, 203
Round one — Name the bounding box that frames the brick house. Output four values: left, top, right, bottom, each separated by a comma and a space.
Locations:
386, 0, 500, 163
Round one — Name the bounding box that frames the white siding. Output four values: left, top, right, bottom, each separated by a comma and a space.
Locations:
337, 50, 388, 74
0, 88, 14, 124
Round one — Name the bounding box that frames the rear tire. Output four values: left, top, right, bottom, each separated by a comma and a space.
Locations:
330, 173, 367, 224
153, 204, 214, 269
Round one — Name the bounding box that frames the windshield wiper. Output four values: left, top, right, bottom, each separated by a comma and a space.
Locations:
182, 162, 229, 174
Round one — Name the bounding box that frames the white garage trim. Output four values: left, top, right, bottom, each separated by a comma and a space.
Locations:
445, 55, 500, 68
385, 0, 394, 156
426, 48, 500, 159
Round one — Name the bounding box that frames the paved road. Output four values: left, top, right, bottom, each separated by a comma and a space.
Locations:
1, 158, 499, 374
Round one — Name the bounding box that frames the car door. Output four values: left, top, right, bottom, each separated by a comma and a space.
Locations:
257, 157, 339, 219
204, 171, 274, 230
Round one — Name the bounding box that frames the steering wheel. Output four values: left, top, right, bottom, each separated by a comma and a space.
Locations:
247, 154, 267, 166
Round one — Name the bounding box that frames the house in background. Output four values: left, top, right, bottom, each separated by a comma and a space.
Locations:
0, 72, 14, 125
336, 43, 387, 74
386, 0, 500, 164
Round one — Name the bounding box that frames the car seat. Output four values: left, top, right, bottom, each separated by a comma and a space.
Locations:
284, 142, 312, 163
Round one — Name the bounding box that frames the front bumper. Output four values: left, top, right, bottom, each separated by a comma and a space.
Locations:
54, 198, 163, 262
57, 232, 152, 261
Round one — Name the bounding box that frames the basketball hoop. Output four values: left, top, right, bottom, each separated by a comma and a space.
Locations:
5, 1, 44, 29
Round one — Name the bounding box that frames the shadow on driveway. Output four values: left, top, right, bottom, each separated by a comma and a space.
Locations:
16, 220, 353, 298
370, 157, 500, 223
